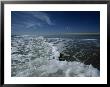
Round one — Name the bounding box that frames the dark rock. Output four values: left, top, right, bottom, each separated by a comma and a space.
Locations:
84, 56, 100, 70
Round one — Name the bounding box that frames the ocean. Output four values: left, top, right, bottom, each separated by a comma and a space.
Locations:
11, 34, 100, 77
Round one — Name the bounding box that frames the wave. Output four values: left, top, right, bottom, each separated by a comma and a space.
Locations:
81, 39, 97, 40
11, 36, 100, 77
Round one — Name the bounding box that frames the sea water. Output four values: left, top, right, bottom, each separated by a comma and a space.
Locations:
11, 35, 100, 77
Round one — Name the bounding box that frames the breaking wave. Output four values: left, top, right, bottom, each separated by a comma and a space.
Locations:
11, 35, 100, 77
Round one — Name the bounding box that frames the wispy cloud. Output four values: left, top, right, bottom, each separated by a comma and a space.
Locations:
29, 11, 54, 25
25, 23, 42, 29
12, 11, 55, 35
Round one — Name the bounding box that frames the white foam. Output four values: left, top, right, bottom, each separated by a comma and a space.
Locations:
82, 39, 97, 41
11, 36, 100, 77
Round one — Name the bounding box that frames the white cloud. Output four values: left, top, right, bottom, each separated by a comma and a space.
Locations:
30, 12, 54, 25
12, 11, 54, 31
25, 23, 35, 29
25, 23, 42, 29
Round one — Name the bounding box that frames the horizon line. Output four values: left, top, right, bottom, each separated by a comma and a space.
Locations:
12, 32, 100, 36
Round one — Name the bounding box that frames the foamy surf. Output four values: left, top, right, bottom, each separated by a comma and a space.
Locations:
11, 35, 100, 77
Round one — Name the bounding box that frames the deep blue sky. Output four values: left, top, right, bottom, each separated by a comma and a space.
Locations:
11, 11, 100, 35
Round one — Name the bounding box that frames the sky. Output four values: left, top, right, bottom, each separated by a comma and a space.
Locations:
11, 11, 100, 35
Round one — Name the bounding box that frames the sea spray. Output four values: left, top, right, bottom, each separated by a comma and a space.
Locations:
11, 35, 100, 77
